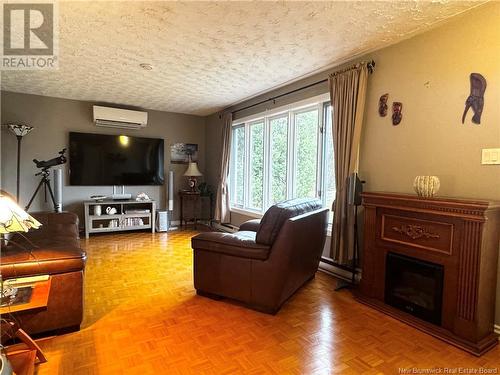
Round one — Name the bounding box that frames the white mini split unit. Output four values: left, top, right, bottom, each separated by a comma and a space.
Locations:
93, 105, 148, 130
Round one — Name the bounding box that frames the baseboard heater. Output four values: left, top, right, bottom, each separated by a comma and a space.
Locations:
319, 257, 359, 282
220, 223, 239, 231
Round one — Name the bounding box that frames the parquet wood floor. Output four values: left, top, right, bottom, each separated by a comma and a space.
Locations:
35, 230, 499, 374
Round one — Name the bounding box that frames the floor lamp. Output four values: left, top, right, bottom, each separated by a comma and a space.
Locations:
7, 124, 33, 202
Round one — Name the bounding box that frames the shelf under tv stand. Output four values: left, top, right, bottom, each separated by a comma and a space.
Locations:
83, 199, 156, 239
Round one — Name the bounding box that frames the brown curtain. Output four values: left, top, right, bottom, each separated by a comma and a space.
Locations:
214, 112, 232, 223
329, 63, 369, 263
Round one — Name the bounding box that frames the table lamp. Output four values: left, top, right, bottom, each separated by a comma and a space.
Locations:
183, 160, 203, 192
0, 190, 42, 304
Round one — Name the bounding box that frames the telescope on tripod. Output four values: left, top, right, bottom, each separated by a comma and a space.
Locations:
25, 149, 67, 212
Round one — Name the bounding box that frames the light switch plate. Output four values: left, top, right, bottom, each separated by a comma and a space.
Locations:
481, 148, 500, 165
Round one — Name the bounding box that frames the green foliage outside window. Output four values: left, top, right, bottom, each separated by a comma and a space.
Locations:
270, 116, 288, 204
233, 127, 245, 205
249, 122, 264, 208
295, 110, 318, 198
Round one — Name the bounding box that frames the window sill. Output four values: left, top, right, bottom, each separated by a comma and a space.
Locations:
230, 207, 264, 219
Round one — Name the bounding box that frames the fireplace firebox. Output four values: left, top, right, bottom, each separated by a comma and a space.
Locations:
385, 252, 444, 325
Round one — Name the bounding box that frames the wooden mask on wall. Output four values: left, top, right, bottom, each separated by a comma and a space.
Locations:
392, 102, 403, 126
379, 93, 389, 117
462, 73, 486, 125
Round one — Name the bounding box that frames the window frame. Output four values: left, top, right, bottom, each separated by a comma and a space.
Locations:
229, 123, 246, 209
230, 93, 332, 218
291, 104, 323, 200
267, 112, 289, 206
320, 102, 335, 220
246, 119, 265, 212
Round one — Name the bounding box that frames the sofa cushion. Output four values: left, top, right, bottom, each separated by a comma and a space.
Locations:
256, 198, 323, 245
0, 246, 86, 279
192, 231, 270, 260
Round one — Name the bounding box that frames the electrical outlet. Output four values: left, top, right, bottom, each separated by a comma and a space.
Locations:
481, 148, 500, 165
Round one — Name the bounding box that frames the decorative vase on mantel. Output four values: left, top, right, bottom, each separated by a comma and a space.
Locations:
413, 176, 440, 198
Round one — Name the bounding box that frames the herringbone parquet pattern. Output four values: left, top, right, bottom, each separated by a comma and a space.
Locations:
35, 230, 499, 374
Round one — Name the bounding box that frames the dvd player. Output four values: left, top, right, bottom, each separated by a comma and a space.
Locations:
111, 193, 132, 200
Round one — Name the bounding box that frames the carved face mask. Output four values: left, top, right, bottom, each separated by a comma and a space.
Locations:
392, 102, 403, 126
462, 73, 486, 125
379, 93, 389, 117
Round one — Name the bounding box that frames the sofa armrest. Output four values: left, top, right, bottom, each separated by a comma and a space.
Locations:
238, 219, 261, 232
192, 231, 270, 260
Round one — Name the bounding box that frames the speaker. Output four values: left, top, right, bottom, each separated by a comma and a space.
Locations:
156, 210, 169, 232
347, 173, 364, 206
53, 168, 63, 212
168, 171, 174, 211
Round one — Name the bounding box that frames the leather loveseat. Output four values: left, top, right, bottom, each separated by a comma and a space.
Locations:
1, 212, 86, 335
192, 198, 329, 314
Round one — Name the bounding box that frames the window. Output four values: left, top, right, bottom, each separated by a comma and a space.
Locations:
229, 94, 335, 221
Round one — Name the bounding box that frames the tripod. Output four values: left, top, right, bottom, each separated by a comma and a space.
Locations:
25, 168, 58, 212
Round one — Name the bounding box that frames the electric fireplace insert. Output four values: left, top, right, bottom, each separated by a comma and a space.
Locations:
385, 252, 444, 325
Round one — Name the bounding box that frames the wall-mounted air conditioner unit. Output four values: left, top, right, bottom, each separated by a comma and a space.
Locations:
93, 105, 148, 129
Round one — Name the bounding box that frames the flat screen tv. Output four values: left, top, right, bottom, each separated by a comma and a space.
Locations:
69, 132, 164, 185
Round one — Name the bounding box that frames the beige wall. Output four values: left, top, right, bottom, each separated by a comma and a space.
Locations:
205, 3, 500, 325
1, 91, 206, 221
359, 4, 500, 200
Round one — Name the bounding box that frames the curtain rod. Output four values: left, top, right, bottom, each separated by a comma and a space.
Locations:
221, 60, 375, 118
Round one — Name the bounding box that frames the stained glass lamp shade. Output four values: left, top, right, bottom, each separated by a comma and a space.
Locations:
0, 191, 42, 234
7, 124, 33, 137
0, 191, 41, 318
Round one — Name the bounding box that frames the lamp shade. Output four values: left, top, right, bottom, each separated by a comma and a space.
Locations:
7, 124, 33, 137
0, 191, 42, 234
183, 162, 203, 177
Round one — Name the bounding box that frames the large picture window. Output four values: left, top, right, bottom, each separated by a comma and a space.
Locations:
229, 94, 335, 220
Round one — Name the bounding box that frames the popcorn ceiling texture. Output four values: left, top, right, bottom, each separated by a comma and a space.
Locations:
1, 1, 484, 116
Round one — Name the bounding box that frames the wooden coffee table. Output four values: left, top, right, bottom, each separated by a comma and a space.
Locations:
1, 277, 51, 374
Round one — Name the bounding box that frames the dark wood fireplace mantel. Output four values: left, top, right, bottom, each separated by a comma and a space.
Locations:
356, 192, 500, 356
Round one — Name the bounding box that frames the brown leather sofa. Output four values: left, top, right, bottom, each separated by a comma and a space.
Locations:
192, 198, 329, 314
1, 212, 86, 335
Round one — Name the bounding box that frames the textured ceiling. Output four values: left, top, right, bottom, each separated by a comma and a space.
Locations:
1, 1, 484, 116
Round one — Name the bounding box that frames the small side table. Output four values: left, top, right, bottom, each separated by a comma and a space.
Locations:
179, 191, 213, 228
2, 277, 51, 372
